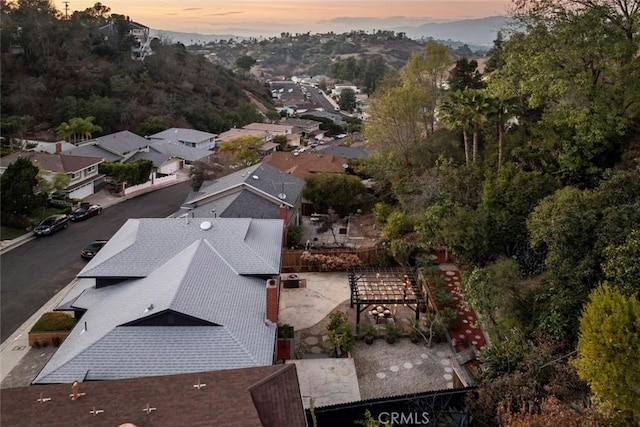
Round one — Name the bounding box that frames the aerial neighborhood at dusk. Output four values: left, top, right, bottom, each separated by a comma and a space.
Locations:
1, 0, 639, 426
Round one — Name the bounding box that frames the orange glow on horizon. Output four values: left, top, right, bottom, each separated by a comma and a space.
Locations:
54, 1, 509, 35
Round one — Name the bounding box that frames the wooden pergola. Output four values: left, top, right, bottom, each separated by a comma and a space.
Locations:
349, 267, 426, 326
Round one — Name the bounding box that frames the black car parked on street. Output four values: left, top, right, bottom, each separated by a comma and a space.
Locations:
33, 214, 70, 236
70, 203, 102, 221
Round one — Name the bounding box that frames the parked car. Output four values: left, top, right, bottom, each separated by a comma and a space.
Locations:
70, 203, 102, 221
81, 240, 108, 259
33, 214, 70, 236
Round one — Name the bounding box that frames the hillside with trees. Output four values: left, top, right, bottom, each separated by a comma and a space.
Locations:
0, 0, 276, 142
359, 0, 639, 424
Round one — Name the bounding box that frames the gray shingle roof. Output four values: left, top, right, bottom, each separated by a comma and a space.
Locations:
79, 218, 282, 278
34, 218, 282, 384
185, 162, 304, 209
65, 144, 122, 162
91, 130, 151, 155
128, 150, 171, 167
149, 128, 217, 143
150, 140, 213, 162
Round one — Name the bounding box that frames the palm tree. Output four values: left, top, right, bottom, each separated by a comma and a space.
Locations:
467, 89, 491, 164
56, 116, 102, 144
438, 90, 473, 166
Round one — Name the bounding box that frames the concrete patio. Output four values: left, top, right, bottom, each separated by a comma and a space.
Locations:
279, 272, 463, 406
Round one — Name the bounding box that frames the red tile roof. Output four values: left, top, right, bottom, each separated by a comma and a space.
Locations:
262, 151, 347, 180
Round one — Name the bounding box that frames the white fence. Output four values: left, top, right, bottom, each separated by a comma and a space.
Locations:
123, 174, 177, 196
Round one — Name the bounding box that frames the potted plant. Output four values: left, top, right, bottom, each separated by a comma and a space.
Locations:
327, 311, 354, 357
359, 322, 377, 345
385, 322, 401, 344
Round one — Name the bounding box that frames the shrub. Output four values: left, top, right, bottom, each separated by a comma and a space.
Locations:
31, 312, 76, 332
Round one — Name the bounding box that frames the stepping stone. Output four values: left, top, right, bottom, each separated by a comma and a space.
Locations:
376, 372, 386, 379
444, 374, 452, 380
403, 362, 413, 369
421, 353, 430, 359
445, 277, 452, 281
414, 359, 423, 365
458, 311, 465, 315
466, 330, 472, 334
472, 341, 478, 345
447, 382, 454, 388
444, 367, 453, 373
390, 365, 400, 372
446, 271, 455, 276
467, 316, 474, 320
310, 346, 323, 353
440, 359, 451, 366
459, 334, 465, 339
436, 351, 446, 357
475, 335, 481, 339
304, 336, 320, 345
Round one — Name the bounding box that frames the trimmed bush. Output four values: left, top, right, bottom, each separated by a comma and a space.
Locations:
31, 312, 76, 332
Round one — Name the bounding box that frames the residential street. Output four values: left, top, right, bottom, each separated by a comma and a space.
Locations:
0, 181, 192, 342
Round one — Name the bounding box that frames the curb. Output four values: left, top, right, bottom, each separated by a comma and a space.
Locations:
0, 233, 35, 255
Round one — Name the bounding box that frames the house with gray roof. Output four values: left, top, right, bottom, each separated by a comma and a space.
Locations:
66, 130, 184, 176
178, 162, 304, 225
34, 217, 284, 384
150, 140, 213, 165
148, 128, 217, 150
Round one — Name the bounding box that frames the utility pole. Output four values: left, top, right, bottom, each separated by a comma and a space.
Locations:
63, 1, 69, 19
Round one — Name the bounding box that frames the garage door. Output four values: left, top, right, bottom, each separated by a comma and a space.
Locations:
69, 183, 94, 200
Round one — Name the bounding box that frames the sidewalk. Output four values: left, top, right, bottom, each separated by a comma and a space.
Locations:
0, 170, 192, 385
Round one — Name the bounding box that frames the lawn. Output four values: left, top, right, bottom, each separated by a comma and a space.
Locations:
0, 225, 27, 241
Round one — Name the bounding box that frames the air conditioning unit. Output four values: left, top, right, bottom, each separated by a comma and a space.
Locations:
283, 274, 300, 288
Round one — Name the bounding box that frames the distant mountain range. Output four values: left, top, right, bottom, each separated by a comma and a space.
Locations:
152, 16, 513, 48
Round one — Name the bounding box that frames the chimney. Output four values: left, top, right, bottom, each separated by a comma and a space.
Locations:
279, 204, 288, 247
266, 279, 279, 324
55, 142, 62, 153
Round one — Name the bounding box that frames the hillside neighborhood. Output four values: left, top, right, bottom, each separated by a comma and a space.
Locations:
2, 2, 639, 426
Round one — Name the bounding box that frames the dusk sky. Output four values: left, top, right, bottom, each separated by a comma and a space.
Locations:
54, 1, 510, 36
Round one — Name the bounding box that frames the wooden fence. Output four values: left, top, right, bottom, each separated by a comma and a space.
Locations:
281, 247, 381, 273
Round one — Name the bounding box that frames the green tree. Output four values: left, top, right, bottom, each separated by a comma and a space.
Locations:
338, 88, 356, 112
137, 115, 171, 137
438, 89, 474, 165
571, 284, 640, 420
235, 54, 256, 73
99, 160, 153, 187
365, 83, 430, 165
36, 168, 69, 198
527, 186, 600, 288
217, 135, 264, 166
302, 173, 367, 216
403, 41, 452, 134
447, 58, 484, 91
602, 230, 640, 297
496, 5, 639, 185
0, 157, 42, 224
56, 116, 102, 144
